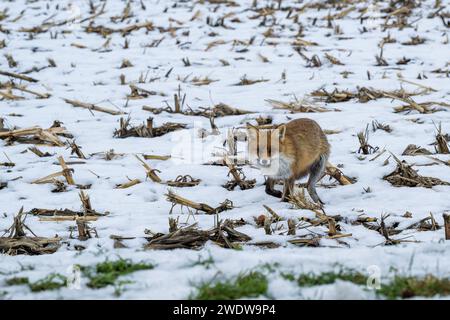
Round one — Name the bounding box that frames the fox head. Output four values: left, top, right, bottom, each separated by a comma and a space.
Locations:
246, 123, 286, 171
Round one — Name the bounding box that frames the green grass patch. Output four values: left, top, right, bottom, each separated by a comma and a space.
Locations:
260, 262, 280, 273
190, 254, 215, 269
282, 269, 367, 287
6, 274, 66, 292
280, 272, 296, 282
82, 258, 154, 289
379, 275, 450, 299
28, 274, 67, 292
281, 268, 449, 299
5, 277, 29, 286
192, 271, 268, 300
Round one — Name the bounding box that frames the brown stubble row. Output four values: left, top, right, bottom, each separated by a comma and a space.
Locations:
1, 0, 450, 256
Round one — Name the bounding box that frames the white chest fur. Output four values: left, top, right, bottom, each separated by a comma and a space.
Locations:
260, 154, 294, 179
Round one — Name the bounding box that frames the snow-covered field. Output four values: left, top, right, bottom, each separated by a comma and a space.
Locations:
0, 0, 449, 299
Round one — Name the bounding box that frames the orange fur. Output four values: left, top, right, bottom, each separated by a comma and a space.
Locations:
248, 118, 330, 179
279, 118, 330, 179
247, 118, 330, 202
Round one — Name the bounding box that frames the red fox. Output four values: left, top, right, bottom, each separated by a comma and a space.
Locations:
247, 118, 330, 203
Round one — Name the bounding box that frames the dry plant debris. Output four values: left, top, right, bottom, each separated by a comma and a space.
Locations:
144, 219, 251, 250
288, 188, 323, 212
28, 146, 53, 158
31, 156, 78, 187
142, 154, 171, 161
135, 155, 200, 187
288, 236, 321, 247
28, 191, 107, 222
406, 213, 440, 232
357, 125, 378, 155
166, 190, 233, 215
324, 163, 355, 185
425, 155, 450, 167
63, 99, 125, 116
0, 70, 38, 82
310, 86, 430, 105
234, 74, 269, 86
222, 157, 256, 191
379, 214, 417, 246
392, 96, 450, 114
255, 115, 273, 125
444, 214, 450, 240
0, 82, 51, 100
0, 122, 72, 146
384, 153, 450, 188
84, 21, 154, 36
166, 175, 201, 188
433, 123, 449, 154
286, 190, 351, 243
0, 208, 61, 255
114, 117, 187, 138
91, 149, 125, 161
115, 179, 142, 189
266, 97, 337, 113
75, 219, 98, 241
143, 99, 252, 118
402, 144, 432, 156
128, 84, 166, 99
135, 155, 163, 183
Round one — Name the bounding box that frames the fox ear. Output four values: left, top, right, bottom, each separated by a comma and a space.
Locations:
277, 124, 286, 141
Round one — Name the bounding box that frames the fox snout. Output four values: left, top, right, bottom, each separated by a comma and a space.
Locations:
258, 158, 271, 167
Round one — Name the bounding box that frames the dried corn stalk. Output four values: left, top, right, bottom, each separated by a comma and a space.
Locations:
357, 125, 378, 155
384, 153, 450, 188
135, 155, 162, 183
144, 219, 250, 250
114, 117, 186, 138
444, 214, 450, 240
166, 175, 201, 187
402, 144, 431, 156
325, 163, 354, 185
166, 190, 233, 215
0, 208, 61, 255
266, 98, 335, 113
31, 156, 76, 185
434, 123, 449, 154
0, 125, 71, 146
63, 98, 124, 115
222, 157, 255, 190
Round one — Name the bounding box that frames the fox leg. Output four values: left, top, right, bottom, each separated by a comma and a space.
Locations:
265, 178, 282, 198
307, 154, 327, 204
281, 177, 295, 202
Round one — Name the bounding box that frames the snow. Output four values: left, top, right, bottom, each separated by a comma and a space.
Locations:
0, 0, 450, 299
